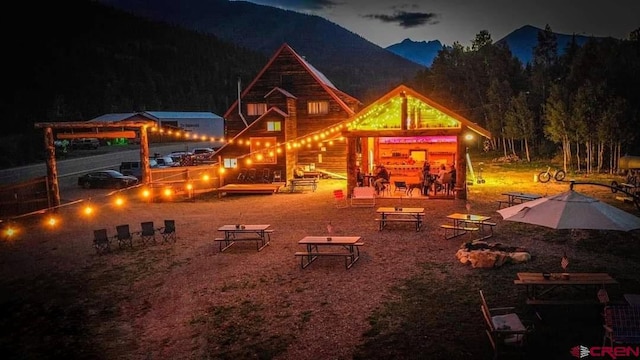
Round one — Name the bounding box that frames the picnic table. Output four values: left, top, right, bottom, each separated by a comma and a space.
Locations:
498, 192, 542, 208
513, 272, 618, 305
215, 224, 272, 252
375, 207, 424, 231
441, 213, 495, 240
295, 236, 364, 269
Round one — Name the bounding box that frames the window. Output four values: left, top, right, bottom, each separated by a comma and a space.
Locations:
307, 101, 329, 115
250, 137, 277, 164
247, 103, 267, 116
223, 158, 237, 169
267, 121, 281, 132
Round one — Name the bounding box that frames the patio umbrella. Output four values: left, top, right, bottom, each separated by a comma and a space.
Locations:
497, 190, 640, 232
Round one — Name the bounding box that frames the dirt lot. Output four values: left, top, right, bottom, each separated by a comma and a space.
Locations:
1, 159, 639, 359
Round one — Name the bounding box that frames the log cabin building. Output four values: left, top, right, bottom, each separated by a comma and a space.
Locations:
215, 44, 490, 199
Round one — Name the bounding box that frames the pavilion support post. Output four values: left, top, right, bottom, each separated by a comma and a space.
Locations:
43, 127, 61, 209
400, 91, 408, 131
456, 132, 467, 200
140, 126, 150, 184
218, 155, 224, 199
347, 136, 358, 196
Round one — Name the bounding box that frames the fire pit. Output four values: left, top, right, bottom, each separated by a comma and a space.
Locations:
455, 241, 531, 268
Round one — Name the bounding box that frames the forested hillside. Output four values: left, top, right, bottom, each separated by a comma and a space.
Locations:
1, 0, 266, 167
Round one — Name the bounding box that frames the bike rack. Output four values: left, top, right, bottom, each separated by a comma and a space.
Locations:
569, 180, 640, 210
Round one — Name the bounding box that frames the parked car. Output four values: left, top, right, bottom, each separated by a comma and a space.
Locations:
192, 147, 215, 155
71, 138, 100, 150
119, 159, 158, 179
153, 155, 178, 167
78, 170, 139, 189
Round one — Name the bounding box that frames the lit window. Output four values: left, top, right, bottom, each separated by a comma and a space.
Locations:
307, 101, 329, 115
267, 121, 281, 132
223, 158, 237, 168
247, 103, 267, 116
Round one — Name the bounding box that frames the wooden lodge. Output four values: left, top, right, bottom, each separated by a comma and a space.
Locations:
214, 44, 491, 199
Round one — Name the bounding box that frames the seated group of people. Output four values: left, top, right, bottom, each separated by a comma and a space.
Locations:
422, 164, 456, 196
356, 163, 456, 196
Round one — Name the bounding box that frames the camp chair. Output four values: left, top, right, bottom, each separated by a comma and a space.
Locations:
333, 189, 348, 208
351, 186, 376, 207
272, 170, 282, 183
237, 168, 247, 182
114, 224, 133, 249
480, 290, 534, 359
93, 229, 110, 254
246, 168, 257, 183
159, 220, 177, 243
261, 168, 271, 183
140, 221, 156, 245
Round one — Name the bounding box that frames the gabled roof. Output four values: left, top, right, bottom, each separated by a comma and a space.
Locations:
89, 112, 150, 122
223, 43, 357, 119
144, 111, 223, 120
214, 106, 288, 155
265, 87, 296, 99
350, 84, 491, 138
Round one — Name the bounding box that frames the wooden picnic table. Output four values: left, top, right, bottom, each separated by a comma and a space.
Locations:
441, 213, 495, 240
289, 178, 319, 192
215, 224, 272, 252
376, 207, 424, 231
295, 236, 364, 269
514, 272, 618, 305
498, 192, 542, 208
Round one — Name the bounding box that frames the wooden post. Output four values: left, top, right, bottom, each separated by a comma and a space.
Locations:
43, 127, 61, 209
140, 126, 150, 184
218, 155, 224, 199
347, 136, 358, 196
400, 91, 407, 130
456, 131, 467, 200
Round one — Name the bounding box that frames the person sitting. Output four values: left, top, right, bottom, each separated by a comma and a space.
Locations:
373, 164, 390, 194
434, 164, 447, 193
293, 166, 305, 179
356, 167, 364, 187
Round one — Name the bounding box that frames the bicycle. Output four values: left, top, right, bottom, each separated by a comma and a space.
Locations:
538, 166, 566, 183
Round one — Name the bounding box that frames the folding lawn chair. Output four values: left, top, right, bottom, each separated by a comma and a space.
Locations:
93, 229, 110, 254
115, 224, 134, 249
140, 221, 156, 245
159, 220, 177, 243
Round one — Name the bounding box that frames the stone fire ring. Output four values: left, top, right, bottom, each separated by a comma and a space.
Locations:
455, 240, 531, 268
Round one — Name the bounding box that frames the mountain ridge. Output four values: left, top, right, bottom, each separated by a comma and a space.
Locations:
386, 25, 600, 67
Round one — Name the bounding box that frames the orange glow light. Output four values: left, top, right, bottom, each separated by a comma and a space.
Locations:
163, 188, 173, 197
46, 216, 58, 227
114, 197, 125, 206
202, 174, 210, 182
83, 205, 94, 215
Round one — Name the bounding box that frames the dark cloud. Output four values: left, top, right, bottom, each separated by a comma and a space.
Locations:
363, 11, 439, 28
251, 0, 340, 11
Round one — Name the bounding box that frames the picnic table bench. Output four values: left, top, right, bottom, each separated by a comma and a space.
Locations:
289, 178, 319, 192
215, 225, 273, 252
295, 236, 364, 269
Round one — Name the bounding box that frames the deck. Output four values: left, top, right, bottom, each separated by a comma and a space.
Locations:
217, 183, 282, 195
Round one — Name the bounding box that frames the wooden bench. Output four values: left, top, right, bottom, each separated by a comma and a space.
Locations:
289, 178, 319, 192
440, 224, 479, 239
497, 200, 512, 209
375, 215, 424, 231
294, 242, 364, 269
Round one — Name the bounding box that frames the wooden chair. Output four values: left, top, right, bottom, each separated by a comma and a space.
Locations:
140, 221, 156, 245
480, 290, 533, 359
333, 189, 348, 208
114, 224, 133, 249
159, 220, 177, 243
351, 186, 376, 207
93, 229, 110, 254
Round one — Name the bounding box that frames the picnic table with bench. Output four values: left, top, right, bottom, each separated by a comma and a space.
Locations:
376, 207, 424, 231
514, 272, 618, 305
289, 178, 319, 192
215, 224, 273, 252
295, 236, 364, 269
441, 213, 496, 240
498, 192, 542, 209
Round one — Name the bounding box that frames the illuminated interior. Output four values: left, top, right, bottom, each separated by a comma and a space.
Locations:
348, 95, 461, 131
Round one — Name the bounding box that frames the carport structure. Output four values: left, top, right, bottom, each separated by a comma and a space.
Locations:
34, 119, 156, 208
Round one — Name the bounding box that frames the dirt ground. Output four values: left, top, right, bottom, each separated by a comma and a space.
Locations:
1, 161, 639, 359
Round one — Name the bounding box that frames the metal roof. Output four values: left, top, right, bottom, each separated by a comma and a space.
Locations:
144, 111, 222, 120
